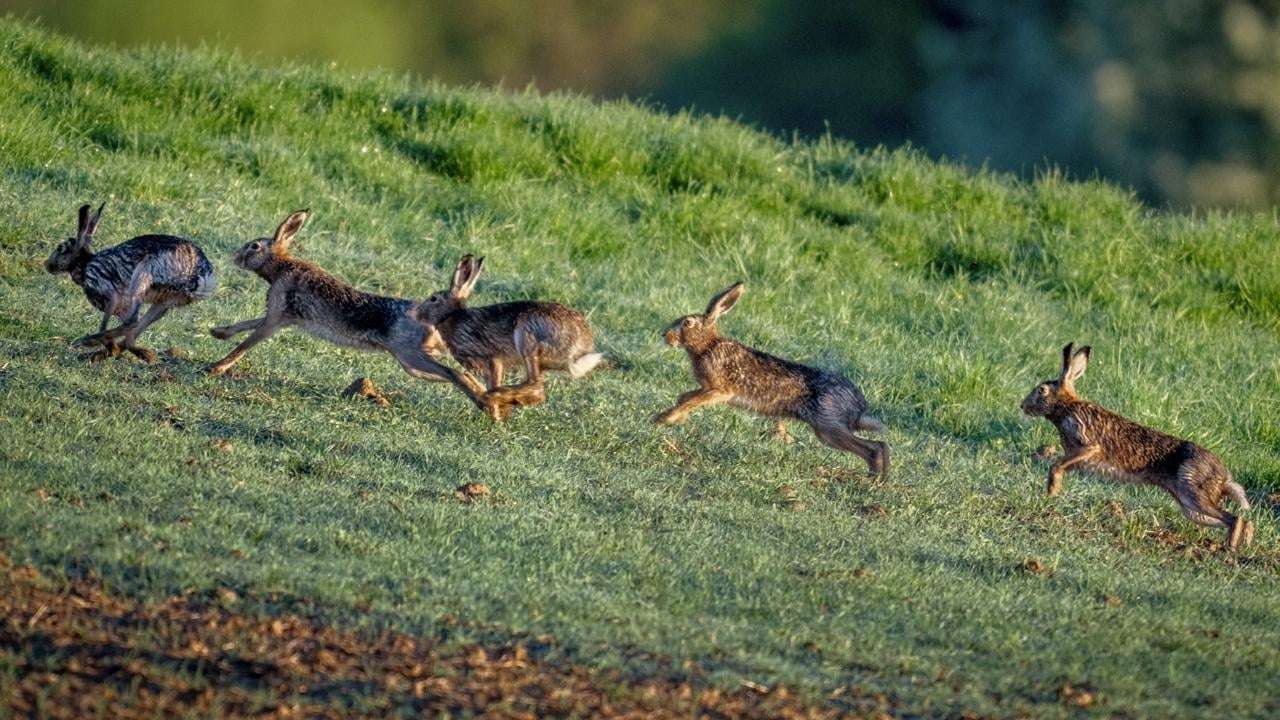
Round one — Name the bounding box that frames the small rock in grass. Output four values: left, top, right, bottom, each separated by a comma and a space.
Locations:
454, 483, 491, 503
342, 376, 390, 407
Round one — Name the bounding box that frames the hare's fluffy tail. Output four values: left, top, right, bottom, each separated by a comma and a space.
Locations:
1225, 477, 1251, 510
853, 414, 885, 433
568, 351, 605, 378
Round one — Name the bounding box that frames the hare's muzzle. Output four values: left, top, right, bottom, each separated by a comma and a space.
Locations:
662, 327, 681, 347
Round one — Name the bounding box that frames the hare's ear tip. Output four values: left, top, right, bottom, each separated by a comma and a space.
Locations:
1078, 345, 1092, 356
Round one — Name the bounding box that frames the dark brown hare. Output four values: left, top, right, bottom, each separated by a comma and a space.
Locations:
1022, 343, 1253, 550
655, 281, 889, 481
45, 202, 216, 363
415, 254, 604, 420
206, 210, 491, 413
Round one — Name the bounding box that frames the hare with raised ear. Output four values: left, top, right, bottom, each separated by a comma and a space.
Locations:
1022, 343, 1254, 550
413, 254, 604, 420
655, 281, 889, 481
44, 202, 216, 363
206, 210, 492, 413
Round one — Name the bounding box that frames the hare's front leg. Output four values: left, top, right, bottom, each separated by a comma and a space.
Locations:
210, 317, 264, 340
654, 388, 733, 425
207, 317, 285, 376
1047, 445, 1101, 496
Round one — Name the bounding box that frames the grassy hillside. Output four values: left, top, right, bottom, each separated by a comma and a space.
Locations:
1, 18, 1279, 718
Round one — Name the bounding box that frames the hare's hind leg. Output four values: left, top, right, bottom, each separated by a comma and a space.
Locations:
813, 426, 889, 481
118, 304, 171, 364
211, 318, 263, 340
1171, 468, 1251, 550
389, 342, 491, 413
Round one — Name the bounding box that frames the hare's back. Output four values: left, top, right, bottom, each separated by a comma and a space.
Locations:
85, 235, 215, 304
287, 277, 411, 349
1071, 403, 1190, 476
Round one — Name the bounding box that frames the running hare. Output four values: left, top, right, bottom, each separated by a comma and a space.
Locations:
206, 210, 491, 412
414, 254, 603, 420
1022, 343, 1253, 550
44, 202, 216, 363
655, 281, 889, 480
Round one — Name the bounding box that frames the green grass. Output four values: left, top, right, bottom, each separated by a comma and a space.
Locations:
2, 18, 1279, 718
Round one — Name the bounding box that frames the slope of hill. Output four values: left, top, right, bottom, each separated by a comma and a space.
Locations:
1, 19, 1278, 718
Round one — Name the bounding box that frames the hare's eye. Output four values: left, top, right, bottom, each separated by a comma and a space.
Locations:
1039, 386, 1050, 395
57, 242, 67, 252
428, 295, 439, 303
682, 318, 694, 327
249, 242, 262, 251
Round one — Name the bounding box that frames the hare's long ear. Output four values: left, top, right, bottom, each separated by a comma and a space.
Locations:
451, 255, 483, 301
271, 209, 309, 257
705, 281, 744, 321
76, 202, 104, 248
1058, 342, 1075, 381
1065, 346, 1091, 386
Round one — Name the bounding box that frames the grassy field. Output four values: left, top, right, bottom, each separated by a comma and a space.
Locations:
1, 18, 1279, 718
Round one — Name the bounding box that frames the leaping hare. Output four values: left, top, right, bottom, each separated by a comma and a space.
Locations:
44, 202, 216, 363
1022, 343, 1253, 550
206, 210, 491, 413
414, 254, 604, 420
655, 281, 889, 481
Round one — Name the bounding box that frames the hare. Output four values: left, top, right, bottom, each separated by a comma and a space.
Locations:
655, 281, 889, 481
44, 202, 216, 363
206, 210, 491, 413
1022, 343, 1253, 550
414, 254, 604, 420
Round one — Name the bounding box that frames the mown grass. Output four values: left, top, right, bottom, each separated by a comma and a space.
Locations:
1, 18, 1279, 718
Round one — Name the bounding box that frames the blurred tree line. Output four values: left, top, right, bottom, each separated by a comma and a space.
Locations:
5, 0, 1279, 208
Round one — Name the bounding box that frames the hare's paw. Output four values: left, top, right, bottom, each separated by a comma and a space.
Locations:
206, 362, 230, 377
654, 409, 684, 425
209, 326, 236, 340
126, 344, 157, 365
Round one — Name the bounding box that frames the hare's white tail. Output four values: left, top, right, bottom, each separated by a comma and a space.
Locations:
1225, 478, 1250, 510
853, 414, 885, 433
568, 352, 605, 378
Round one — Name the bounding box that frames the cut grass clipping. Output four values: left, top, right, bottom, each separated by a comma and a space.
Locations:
1, 17, 1279, 719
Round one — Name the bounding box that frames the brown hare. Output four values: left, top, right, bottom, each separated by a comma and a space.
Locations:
655, 281, 889, 481
44, 202, 216, 363
1022, 343, 1253, 550
414, 254, 604, 420
206, 210, 491, 413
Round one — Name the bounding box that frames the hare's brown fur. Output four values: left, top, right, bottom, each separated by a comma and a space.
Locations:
656, 282, 889, 481
45, 203, 216, 363
1022, 343, 1253, 550
206, 210, 490, 412
415, 255, 602, 420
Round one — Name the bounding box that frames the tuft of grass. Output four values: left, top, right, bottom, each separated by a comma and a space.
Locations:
1, 18, 1279, 718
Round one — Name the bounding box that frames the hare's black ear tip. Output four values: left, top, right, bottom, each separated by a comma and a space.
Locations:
1078, 345, 1092, 357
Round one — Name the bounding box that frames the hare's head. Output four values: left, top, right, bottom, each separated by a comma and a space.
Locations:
235, 209, 308, 273
663, 281, 743, 352
1022, 342, 1090, 417
416, 254, 482, 326
46, 203, 103, 274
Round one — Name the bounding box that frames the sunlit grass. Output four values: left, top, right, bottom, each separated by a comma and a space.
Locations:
1, 18, 1278, 718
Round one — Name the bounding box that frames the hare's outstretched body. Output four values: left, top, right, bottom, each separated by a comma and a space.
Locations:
206, 210, 490, 412
415, 255, 603, 420
44, 203, 216, 363
655, 282, 889, 481
1022, 343, 1253, 550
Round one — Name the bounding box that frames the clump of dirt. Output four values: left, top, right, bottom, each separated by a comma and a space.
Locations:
1034, 444, 1057, 460
0, 555, 861, 719
1059, 682, 1097, 708
453, 482, 491, 503
341, 376, 389, 408
1018, 557, 1049, 575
